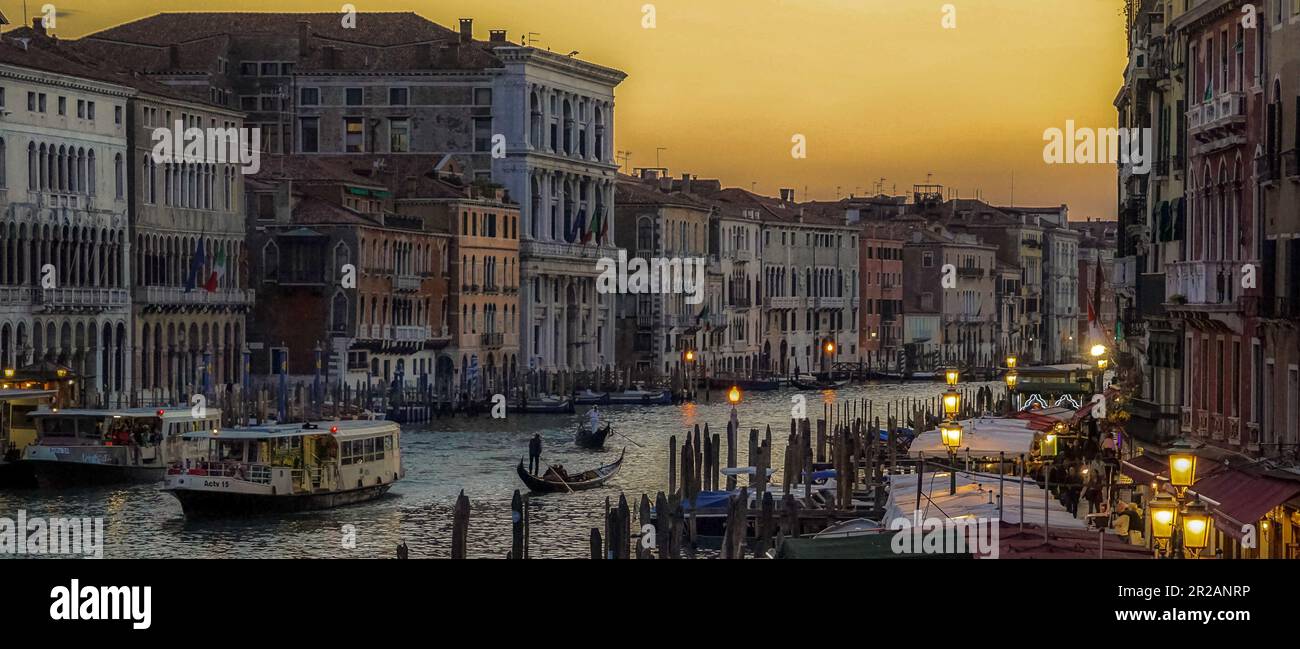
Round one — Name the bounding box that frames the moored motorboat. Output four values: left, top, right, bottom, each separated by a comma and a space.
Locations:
605, 388, 672, 405
516, 448, 624, 493
21, 406, 222, 488
573, 390, 609, 405
516, 396, 576, 414
575, 423, 611, 449
163, 420, 403, 517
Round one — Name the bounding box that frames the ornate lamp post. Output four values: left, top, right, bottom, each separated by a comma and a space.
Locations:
940, 419, 963, 495
1154, 439, 1204, 558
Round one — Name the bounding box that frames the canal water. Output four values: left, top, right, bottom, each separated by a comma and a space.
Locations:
0, 381, 999, 559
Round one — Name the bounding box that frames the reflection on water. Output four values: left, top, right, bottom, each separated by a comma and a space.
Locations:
0, 381, 996, 558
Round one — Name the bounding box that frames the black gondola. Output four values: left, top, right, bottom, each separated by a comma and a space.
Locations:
516, 448, 625, 493
575, 423, 611, 449
790, 377, 852, 390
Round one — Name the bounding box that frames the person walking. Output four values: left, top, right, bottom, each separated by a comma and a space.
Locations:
528, 433, 542, 475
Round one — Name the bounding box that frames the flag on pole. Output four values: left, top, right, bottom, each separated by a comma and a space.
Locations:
204, 247, 226, 293
184, 238, 206, 293
585, 208, 602, 245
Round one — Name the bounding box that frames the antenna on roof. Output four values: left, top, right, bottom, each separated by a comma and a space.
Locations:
524, 32, 542, 47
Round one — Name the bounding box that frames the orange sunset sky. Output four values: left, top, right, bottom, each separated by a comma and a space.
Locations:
4, 0, 1127, 218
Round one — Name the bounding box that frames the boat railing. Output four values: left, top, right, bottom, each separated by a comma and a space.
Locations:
171, 461, 273, 484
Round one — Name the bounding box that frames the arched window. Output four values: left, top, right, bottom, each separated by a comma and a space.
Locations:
114, 153, 124, 198
331, 291, 349, 332
27, 142, 36, 190
262, 241, 279, 281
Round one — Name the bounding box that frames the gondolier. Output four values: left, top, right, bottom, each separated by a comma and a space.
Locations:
587, 405, 601, 434
528, 433, 543, 475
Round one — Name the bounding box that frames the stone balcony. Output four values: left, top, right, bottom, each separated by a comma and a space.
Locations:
1165, 260, 1248, 312
1188, 91, 1246, 142
15, 287, 132, 311
394, 274, 422, 292
134, 286, 255, 308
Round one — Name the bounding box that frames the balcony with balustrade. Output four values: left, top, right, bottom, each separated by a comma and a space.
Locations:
134, 286, 255, 309
768, 296, 800, 309
1164, 260, 1248, 312
394, 274, 421, 292
31, 287, 131, 312
1188, 91, 1246, 144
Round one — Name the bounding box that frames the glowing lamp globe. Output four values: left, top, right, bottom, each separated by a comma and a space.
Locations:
942, 391, 961, 418
1149, 495, 1178, 541
1182, 500, 1211, 551
939, 422, 963, 451
1168, 441, 1198, 488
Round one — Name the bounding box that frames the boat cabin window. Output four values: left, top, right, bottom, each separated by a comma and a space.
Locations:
39, 416, 104, 439
341, 435, 388, 465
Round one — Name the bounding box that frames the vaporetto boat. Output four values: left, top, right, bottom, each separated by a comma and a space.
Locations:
21, 407, 222, 488
163, 420, 403, 517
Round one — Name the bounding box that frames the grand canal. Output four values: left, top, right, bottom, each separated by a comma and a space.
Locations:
0, 381, 1000, 558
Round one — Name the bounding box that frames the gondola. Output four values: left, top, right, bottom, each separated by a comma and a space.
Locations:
790, 376, 852, 390
516, 448, 625, 493
575, 423, 612, 449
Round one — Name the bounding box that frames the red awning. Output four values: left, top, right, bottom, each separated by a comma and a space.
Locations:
1190, 471, 1300, 540
1120, 454, 1165, 483
999, 523, 1152, 559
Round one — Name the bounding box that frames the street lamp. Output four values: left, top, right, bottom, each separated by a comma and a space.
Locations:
1041, 422, 1064, 458
1004, 370, 1019, 414
1149, 494, 1178, 544
940, 421, 963, 451
683, 349, 697, 401
1097, 358, 1109, 371
939, 420, 963, 494
1168, 442, 1198, 493
1005, 355, 1017, 370
728, 385, 741, 406
2, 368, 13, 379
942, 390, 961, 419
1090, 343, 1106, 359
1181, 498, 1211, 556
944, 368, 960, 386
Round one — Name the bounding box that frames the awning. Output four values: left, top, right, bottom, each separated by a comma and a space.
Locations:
1190, 471, 1300, 540
1120, 454, 1165, 483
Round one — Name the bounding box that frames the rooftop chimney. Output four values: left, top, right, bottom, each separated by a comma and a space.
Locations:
489, 30, 507, 43
32, 17, 45, 36
680, 173, 692, 195
459, 18, 473, 43
298, 20, 311, 57
780, 188, 795, 203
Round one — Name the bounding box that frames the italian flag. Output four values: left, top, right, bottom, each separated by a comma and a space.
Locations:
204, 247, 226, 293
